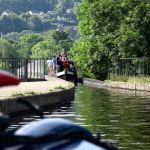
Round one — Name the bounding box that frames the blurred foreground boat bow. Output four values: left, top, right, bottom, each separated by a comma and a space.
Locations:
0, 70, 20, 87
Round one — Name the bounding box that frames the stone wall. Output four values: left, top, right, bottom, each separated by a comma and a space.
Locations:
83, 78, 150, 92
106, 81, 150, 92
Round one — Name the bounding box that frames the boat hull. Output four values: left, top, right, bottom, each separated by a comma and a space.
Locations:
56, 70, 77, 85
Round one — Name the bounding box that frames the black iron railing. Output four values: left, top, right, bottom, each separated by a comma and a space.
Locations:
0, 58, 46, 81
109, 57, 150, 78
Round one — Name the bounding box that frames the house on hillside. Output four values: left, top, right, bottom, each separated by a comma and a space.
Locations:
27, 11, 45, 19
1, 11, 9, 16
66, 9, 73, 14
57, 16, 66, 22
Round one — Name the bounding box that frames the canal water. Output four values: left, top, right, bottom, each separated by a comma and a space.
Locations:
73, 85, 150, 150
10, 85, 150, 150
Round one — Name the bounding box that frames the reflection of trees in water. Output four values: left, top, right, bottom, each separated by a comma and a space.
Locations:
107, 88, 150, 97
76, 85, 150, 150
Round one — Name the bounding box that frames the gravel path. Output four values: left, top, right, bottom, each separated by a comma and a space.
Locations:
0, 76, 74, 99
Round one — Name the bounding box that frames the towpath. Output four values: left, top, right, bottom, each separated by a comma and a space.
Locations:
0, 76, 74, 99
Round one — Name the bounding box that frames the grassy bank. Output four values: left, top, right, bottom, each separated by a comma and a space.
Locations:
107, 75, 150, 83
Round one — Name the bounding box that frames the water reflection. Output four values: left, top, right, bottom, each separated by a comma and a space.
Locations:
75, 86, 150, 150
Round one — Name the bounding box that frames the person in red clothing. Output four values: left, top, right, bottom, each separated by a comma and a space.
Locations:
61, 49, 68, 62
62, 57, 69, 71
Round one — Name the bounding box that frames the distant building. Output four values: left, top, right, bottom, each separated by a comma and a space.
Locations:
66, 9, 73, 14
47, 11, 58, 16
28, 11, 33, 15
1, 11, 9, 16
28, 11, 44, 16
57, 16, 66, 21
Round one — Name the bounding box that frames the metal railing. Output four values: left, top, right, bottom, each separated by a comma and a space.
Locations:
109, 57, 150, 78
0, 58, 46, 81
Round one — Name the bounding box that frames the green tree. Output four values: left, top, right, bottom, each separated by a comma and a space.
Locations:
0, 0, 52, 14
28, 16, 43, 31
115, 0, 150, 57
0, 15, 11, 33
71, 37, 94, 77
64, 27, 79, 40
31, 30, 73, 58
71, 0, 150, 80
18, 33, 43, 58
31, 40, 61, 58
4, 32, 22, 41
52, 30, 68, 43
55, 0, 73, 14
0, 13, 27, 34
52, 30, 73, 50
0, 38, 16, 58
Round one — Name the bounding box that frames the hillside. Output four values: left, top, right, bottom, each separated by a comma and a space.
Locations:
0, 0, 80, 34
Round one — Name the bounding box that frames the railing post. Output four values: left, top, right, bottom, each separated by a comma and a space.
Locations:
107, 58, 110, 79
24, 59, 28, 81
44, 59, 46, 78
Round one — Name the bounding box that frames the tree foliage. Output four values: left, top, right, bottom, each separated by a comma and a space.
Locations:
71, 0, 150, 80
0, 14, 27, 34
0, 0, 80, 34
31, 40, 61, 58
0, 30, 73, 59
31, 30, 73, 58
0, 0, 52, 14
0, 38, 16, 58
17, 33, 43, 58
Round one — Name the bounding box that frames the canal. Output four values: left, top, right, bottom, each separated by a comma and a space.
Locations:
74, 85, 150, 150
11, 85, 150, 150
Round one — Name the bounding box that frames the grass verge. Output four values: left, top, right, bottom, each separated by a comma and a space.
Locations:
108, 75, 150, 83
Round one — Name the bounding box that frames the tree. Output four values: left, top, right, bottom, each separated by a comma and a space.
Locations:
52, 30, 68, 43
4, 32, 22, 41
0, 0, 52, 14
18, 33, 43, 58
0, 38, 16, 58
31, 30, 73, 58
31, 40, 61, 58
52, 30, 73, 50
0, 15, 12, 33
115, 1, 150, 57
71, 0, 150, 80
64, 27, 79, 40
71, 36, 94, 78
0, 13, 27, 34
55, 0, 73, 14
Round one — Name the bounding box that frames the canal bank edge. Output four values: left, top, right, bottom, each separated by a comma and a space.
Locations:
0, 77, 75, 115
83, 78, 150, 92
0, 87, 75, 115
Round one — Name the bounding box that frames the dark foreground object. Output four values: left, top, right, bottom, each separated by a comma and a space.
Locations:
0, 118, 117, 150
0, 99, 117, 150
